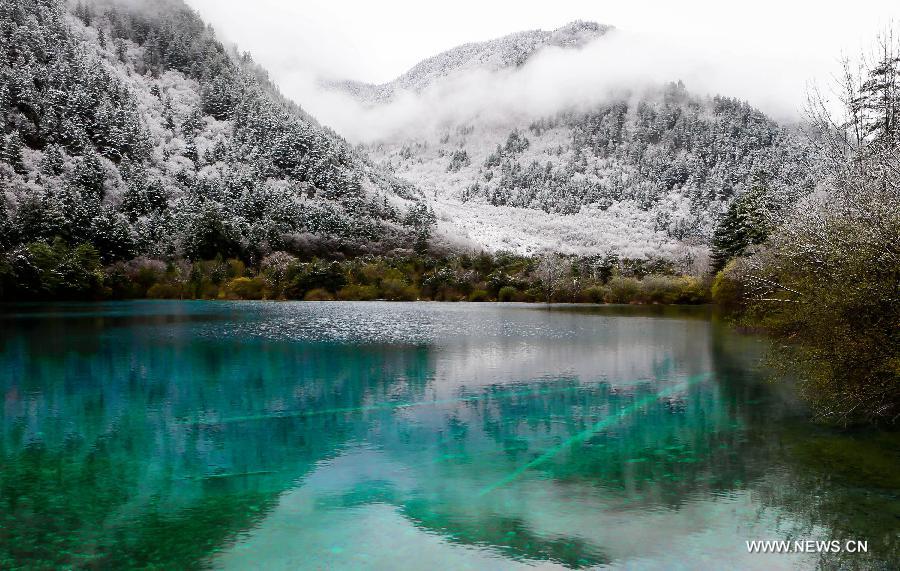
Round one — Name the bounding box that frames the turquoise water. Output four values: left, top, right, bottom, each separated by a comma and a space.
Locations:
0, 301, 897, 569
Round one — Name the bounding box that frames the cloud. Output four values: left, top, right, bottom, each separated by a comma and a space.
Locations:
277, 28, 818, 143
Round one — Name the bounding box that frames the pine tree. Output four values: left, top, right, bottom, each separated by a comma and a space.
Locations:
710, 184, 771, 272
40, 143, 65, 176
856, 37, 900, 143
70, 152, 106, 199
3, 132, 27, 175
0, 201, 12, 251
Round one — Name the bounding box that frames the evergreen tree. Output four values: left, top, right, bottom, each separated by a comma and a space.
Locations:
0, 201, 12, 251
40, 143, 65, 176
855, 39, 900, 143
3, 132, 26, 175
69, 152, 106, 199
710, 184, 771, 272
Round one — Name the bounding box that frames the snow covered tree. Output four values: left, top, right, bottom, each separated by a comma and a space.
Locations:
726, 31, 900, 426
2, 132, 26, 175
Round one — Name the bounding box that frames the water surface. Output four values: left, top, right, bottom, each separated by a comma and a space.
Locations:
1, 302, 897, 569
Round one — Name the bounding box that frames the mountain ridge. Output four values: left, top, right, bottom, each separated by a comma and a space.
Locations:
323, 20, 612, 104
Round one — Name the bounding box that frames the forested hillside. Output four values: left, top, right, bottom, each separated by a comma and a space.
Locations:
332, 26, 814, 257
0, 0, 433, 275
464, 84, 811, 224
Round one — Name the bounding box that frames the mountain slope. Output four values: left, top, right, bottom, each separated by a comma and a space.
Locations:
327, 24, 814, 263
0, 0, 433, 265
326, 21, 611, 104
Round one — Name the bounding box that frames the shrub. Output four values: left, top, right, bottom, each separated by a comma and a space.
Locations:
285, 260, 347, 299
639, 275, 680, 304
226, 277, 265, 300
337, 284, 378, 301
582, 285, 608, 304
636, 275, 707, 304
497, 286, 518, 302
673, 276, 708, 304
710, 260, 747, 314
605, 276, 640, 304
381, 278, 418, 301
468, 289, 490, 302
303, 288, 335, 301
261, 252, 297, 299
147, 283, 184, 299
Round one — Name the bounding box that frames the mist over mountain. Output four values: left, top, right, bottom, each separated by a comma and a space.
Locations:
324, 23, 814, 261
324, 21, 611, 104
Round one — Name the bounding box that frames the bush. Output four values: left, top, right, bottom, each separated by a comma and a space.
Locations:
381, 278, 418, 301
0, 240, 105, 300
497, 286, 518, 302
303, 288, 335, 301
673, 276, 708, 304
226, 277, 265, 300
582, 285, 608, 304
710, 262, 746, 313
337, 284, 378, 301
147, 283, 184, 299
285, 260, 347, 299
637, 275, 708, 304
605, 276, 640, 304
468, 289, 490, 302
638, 275, 679, 304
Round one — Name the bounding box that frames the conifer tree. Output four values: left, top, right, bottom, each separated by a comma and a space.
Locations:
710, 184, 771, 272
3, 132, 26, 175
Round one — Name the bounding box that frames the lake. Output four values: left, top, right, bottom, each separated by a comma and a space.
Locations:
0, 301, 897, 569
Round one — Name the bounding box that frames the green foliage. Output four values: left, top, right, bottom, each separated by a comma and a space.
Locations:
582, 285, 608, 303
146, 282, 184, 299
468, 289, 489, 302
303, 288, 335, 301
723, 51, 900, 425
226, 277, 265, 300
285, 260, 347, 299
497, 286, 518, 302
606, 276, 641, 304
0, 241, 710, 305
0, 239, 103, 300
638, 275, 708, 304
337, 284, 378, 301
710, 184, 773, 272
710, 261, 746, 314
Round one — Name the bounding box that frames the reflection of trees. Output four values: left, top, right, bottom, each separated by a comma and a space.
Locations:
748, 428, 900, 570
2, 305, 897, 569
709, 322, 900, 569
0, 308, 437, 568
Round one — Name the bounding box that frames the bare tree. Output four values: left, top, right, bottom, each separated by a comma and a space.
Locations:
733, 29, 900, 425
536, 252, 568, 304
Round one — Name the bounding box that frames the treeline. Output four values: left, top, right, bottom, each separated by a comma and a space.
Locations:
709, 36, 900, 427
0, 240, 708, 305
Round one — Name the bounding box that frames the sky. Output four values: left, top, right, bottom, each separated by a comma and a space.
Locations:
184, 0, 900, 140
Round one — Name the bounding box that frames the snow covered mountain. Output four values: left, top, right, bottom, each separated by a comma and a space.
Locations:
324, 21, 610, 104
326, 22, 814, 265
1, 2, 813, 269
0, 0, 433, 263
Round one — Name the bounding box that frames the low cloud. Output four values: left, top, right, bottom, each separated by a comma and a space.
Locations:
278, 28, 816, 143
